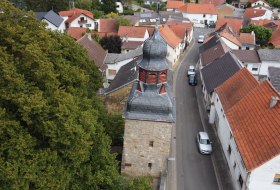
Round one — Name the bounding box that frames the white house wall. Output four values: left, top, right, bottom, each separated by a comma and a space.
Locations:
166, 44, 180, 65
250, 10, 272, 20
41, 19, 65, 33
248, 155, 280, 190
211, 93, 248, 190
259, 61, 280, 77
252, 0, 271, 7
69, 15, 96, 30
182, 13, 218, 25
106, 58, 133, 81
221, 37, 240, 50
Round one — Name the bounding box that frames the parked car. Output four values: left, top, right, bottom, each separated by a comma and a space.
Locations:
197, 132, 212, 154
187, 65, 195, 76
188, 74, 197, 86
197, 35, 205, 43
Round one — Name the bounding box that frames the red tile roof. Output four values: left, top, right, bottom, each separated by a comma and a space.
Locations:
250, 19, 280, 30
270, 29, 280, 48
215, 68, 259, 112
59, 8, 93, 24
99, 19, 118, 33
169, 25, 187, 40
244, 8, 266, 19
67, 27, 87, 40
227, 80, 280, 171
159, 25, 182, 48
118, 26, 147, 38
215, 18, 243, 34
178, 3, 218, 15
167, 1, 185, 9
200, 0, 226, 6
166, 20, 193, 30
77, 35, 107, 71
220, 31, 241, 46
238, 32, 255, 45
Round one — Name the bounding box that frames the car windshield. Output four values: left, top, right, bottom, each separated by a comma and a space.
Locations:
200, 139, 210, 145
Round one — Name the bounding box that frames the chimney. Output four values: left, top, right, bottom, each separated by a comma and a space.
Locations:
269, 96, 280, 109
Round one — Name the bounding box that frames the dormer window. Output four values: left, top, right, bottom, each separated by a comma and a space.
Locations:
148, 72, 157, 84
158, 71, 167, 83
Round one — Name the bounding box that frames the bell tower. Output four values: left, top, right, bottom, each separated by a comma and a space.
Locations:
121, 22, 175, 182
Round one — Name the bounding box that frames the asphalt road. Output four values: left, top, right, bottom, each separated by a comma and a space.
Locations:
174, 40, 219, 190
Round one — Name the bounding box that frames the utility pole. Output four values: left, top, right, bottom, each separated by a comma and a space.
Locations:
69, 0, 75, 9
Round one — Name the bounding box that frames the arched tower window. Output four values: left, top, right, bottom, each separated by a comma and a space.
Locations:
148, 72, 157, 84
158, 70, 167, 83
139, 68, 147, 83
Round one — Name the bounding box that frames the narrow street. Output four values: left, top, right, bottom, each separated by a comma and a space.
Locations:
174, 40, 219, 190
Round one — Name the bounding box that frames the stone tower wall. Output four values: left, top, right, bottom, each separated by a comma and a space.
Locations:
121, 119, 173, 178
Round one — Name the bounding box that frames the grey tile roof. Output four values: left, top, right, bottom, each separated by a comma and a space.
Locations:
35, 10, 64, 27
105, 47, 143, 64
258, 49, 280, 62
199, 34, 222, 53
104, 58, 139, 95
268, 67, 280, 92
201, 52, 242, 93
231, 50, 261, 63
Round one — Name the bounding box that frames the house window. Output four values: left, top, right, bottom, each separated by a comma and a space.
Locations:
273, 174, 280, 184
80, 17, 84, 21
221, 108, 223, 113
148, 72, 157, 84
148, 163, 152, 169
203, 14, 206, 18
217, 98, 219, 102
149, 141, 154, 147
246, 47, 249, 50
230, 132, 233, 139
86, 24, 91, 27
239, 175, 243, 188
233, 162, 236, 169
252, 64, 259, 71
228, 145, 232, 155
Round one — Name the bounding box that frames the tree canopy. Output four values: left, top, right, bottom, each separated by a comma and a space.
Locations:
100, 35, 123, 53
0, 1, 152, 189
240, 24, 272, 45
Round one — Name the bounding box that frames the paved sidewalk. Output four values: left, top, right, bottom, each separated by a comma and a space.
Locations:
195, 69, 235, 190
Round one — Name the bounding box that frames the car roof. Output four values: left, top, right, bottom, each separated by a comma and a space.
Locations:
199, 132, 209, 139
189, 65, 195, 69
198, 35, 204, 38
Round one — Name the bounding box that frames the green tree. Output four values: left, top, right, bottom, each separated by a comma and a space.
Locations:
92, 9, 105, 19
75, 0, 92, 10
100, 35, 122, 53
0, 1, 152, 189
240, 24, 272, 45
101, 0, 117, 14
92, 32, 101, 43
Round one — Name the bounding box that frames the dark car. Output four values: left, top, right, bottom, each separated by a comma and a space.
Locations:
188, 74, 197, 86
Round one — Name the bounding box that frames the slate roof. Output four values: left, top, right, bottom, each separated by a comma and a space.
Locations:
35, 10, 64, 27
201, 52, 242, 93
227, 80, 280, 171
178, 3, 218, 15
215, 68, 259, 112
199, 34, 222, 53
77, 35, 107, 71
268, 67, 280, 92
257, 49, 280, 62
104, 59, 139, 95
201, 38, 230, 67
105, 47, 143, 64
231, 50, 260, 63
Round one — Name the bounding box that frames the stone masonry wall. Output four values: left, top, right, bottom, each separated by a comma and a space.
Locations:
121, 119, 173, 178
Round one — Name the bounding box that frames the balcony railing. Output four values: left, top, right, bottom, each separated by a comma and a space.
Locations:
78, 20, 87, 24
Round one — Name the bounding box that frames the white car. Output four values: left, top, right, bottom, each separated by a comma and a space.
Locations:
198, 35, 205, 43
187, 65, 195, 76
197, 132, 212, 154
